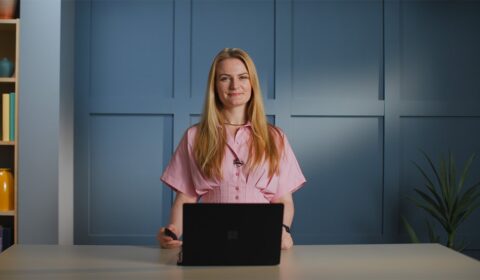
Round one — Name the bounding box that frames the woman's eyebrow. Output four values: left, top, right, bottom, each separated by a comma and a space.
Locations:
217, 72, 249, 77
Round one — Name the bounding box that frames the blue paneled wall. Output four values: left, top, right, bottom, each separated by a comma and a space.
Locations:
74, 0, 480, 257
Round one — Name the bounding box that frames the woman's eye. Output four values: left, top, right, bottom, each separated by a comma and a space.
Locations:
240, 76, 249, 80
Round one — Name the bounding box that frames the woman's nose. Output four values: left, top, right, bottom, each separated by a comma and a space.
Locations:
229, 78, 239, 89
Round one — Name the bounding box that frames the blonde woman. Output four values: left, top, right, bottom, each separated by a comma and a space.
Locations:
158, 48, 306, 250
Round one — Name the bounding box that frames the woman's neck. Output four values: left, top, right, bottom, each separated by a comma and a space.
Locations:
223, 107, 247, 126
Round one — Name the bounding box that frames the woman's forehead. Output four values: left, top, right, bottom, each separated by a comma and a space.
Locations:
216, 58, 248, 74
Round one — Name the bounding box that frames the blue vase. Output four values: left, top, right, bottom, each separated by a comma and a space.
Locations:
0, 58, 14, 77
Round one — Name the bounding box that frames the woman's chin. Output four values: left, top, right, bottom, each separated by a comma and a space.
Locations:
225, 102, 248, 109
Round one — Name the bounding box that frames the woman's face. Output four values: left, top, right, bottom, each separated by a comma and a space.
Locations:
215, 58, 252, 110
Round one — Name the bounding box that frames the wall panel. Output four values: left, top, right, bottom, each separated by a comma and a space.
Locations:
292, 0, 382, 100
400, 1, 480, 102
291, 117, 384, 243
87, 115, 172, 243
90, 0, 174, 112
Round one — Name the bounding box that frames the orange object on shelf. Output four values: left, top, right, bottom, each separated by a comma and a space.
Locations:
0, 0, 17, 19
0, 168, 14, 211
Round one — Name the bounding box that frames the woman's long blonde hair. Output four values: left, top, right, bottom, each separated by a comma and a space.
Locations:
194, 48, 283, 180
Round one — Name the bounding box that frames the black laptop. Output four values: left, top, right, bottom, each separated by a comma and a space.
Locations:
178, 203, 284, 266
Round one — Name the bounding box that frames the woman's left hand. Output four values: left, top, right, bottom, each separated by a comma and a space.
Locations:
281, 228, 293, 250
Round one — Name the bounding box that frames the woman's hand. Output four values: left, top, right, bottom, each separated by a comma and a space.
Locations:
157, 224, 182, 249
272, 193, 295, 250
281, 227, 294, 250
158, 192, 197, 249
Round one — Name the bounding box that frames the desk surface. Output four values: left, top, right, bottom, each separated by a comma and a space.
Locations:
0, 244, 478, 280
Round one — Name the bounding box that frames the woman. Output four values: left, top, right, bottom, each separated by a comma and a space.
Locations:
158, 48, 306, 250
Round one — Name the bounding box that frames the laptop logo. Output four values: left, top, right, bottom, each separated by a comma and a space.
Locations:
227, 230, 239, 240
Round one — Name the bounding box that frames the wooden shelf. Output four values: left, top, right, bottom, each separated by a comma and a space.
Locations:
0, 210, 15, 216
0, 77, 16, 83
0, 19, 18, 25
0, 141, 15, 146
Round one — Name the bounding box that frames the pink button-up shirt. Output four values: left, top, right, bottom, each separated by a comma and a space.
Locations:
161, 124, 306, 203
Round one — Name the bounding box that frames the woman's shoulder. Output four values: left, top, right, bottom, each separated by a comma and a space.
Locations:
185, 124, 200, 140
267, 124, 288, 150
175, 125, 199, 147
187, 124, 199, 133
268, 124, 286, 138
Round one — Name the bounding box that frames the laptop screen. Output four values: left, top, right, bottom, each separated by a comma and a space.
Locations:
180, 203, 284, 266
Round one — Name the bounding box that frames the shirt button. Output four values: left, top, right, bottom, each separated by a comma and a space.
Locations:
235, 172, 239, 176
235, 186, 239, 191
235, 195, 239, 200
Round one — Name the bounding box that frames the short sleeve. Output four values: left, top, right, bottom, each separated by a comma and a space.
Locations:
160, 131, 198, 199
272, 133, 306, 200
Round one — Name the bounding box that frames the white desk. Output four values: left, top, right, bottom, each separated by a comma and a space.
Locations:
0, 244, 478, 280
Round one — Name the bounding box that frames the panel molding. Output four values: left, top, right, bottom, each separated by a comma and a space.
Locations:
86, 114, 173, 241
290, 116, 385, 242
399, 101, 480, 117
291, 99, 385, 116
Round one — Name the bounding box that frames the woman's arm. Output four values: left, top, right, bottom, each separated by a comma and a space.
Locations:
272, 192, 294, 250
158, 192, 197, 249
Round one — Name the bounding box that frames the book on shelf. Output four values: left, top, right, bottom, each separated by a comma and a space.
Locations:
1, 92, 15, 142
9, 92, 15, 141
0, 225, 13, 252
2, 93, 9, 142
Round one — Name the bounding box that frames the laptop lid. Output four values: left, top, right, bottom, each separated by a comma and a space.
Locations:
179, 203, 284, 266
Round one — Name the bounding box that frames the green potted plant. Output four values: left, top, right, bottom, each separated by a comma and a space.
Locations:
402, 151, 480, 251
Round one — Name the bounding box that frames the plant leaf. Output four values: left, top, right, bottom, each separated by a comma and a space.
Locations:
401, 217, 420, 243
451, 209, 468, 230
421, 151, 443, 196
458, 154, 476, 194
449, 152, 457, 203
413, 189, 443, 216
451, 189, 480, 229
413, 162, 447, 214
456, 182, 480, 213
439, 156, 451, 215
457, 201, 480, 227
413, 161, 437, 192
411, 198, 448, 231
